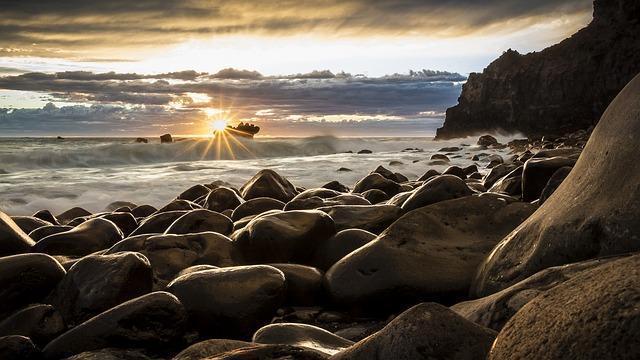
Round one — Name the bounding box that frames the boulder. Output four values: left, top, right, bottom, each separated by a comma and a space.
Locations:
322, 181, 349, 193
539, 166, 572, 204
488, 166, 523, 197
42, 292, 186, 359
46, 252, 153, 326
292, 188, 343, 200
0, 336, 39, 360
417, 169, 440, 182
104, 201, 137, 212
521, 156, 576, 201
0, 211, 35, 256
129, 210, 189, 236
352, 173, 400, 196
173, 339, 255, 360
240, 169, 298, 202
401, 175, 473, 212
131, 205, 157, 218
0, 304, 65, 346
99, 212, 138, 237
33, 218, 123, 256
285, 195, 370, 211
231, 198, 285, 221
160, 133, 173, 143
33, 209, 59, 225
253, 323, 353, 356
361, 189, 389, 204
473, 75, 640, 296
268, 264, 324, 306
155, 199, 198, 213
430, 154, 450, 162
164, 209, 233, 235
489, 254, 640, 360
312, 229, 377, 271
211, 344, 327, 359
177, 184, 211, 202
0, 254, 65, 316
442, 166, 466, 179
11, 216, 52, 234
317, 205, 402, 234
482, 164, 514, 189
205, 187, 245, 213
65, 348, 153, 359
477, 135, 499, 147
167, 265, 286, 337
326, 196, 535, 308
56, 207, 92, 225
331, 303, 496, 360
232, 210, 336, 265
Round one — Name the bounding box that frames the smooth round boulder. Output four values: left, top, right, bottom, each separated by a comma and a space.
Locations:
167, 265, 286, 338
205, 187, 245, 213
165, 209, 233, 235
268, 264, 324, 306
0, 253, 65, 317
317, 205, 402, 234
0, 304, 65, 346
292, 188, 343, 200
173, 339, 255, 360
29, 225, 73, 241
326, 196, 535, 308
489, 254, 640, 360
240, 169, 298, 202
232, 210, 336, 265
231, 198, 285, 221
0, 211, 35, 256
352, 173, 400, 196
401, 175, 473, 212
46, 252, 153, 326
332, 303, 496, 360
154, 199, 198, 214
311, 229, 377, 271
253, 323, 353, 356
129, 210, 189, 236
11, 216, 52, 234
33, 218, 124, 256
478, 135, 499, 147
33, 209, 59, 225
131, 204, 157, 218
417, 169, 440, 182
0, 335, 39, 360
42, 292, 186, 359
361, 189, 389, 204
521, 156, 576, 201
104, 201, 137, 212
322, 181, 349, 193
285, 195, 370, 211
56, 207, 92, 225
488, 166, 523, 197
100, 212, 138, 237
442, 165, 466, 179
178, 184, 211, 202
482, 164, 514, 189
211, 344, 326, 359
473, 75, 640, 296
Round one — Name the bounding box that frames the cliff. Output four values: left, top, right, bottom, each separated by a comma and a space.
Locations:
435, 0, 640, 139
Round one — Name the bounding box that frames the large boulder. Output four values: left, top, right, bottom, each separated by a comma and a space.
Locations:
46, 252, 153, 326
28, 225, 72, 241
253, 323, 353, 356
311, 229, 377, 271
401, 175, 473, 211
11, 216, 52, 234
521, 156, 576, 201
489, 254, 640, 360
268, 264, 324, 306
173, 339, 255, 360
33, 218, 123, 256
164, 209, 233, 235
167, 265, 286, 338
204, 187, 245, 213
240, 169, 298, 202
56, 207, 92, 225
473, 74, 640, 296
352, 173, 400, 196
232, 210, 336, 265
231, 197, 285, 221
326, 196, 534, 308
177, 184, 211, 202
331, 303, 496, 360
42, 292, 186, 359
0, 211, 35, 256
129, 210, 189, 236
317, 205, 402, 234
0, 304, 65, 346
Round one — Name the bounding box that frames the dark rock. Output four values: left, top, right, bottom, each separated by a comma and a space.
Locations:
352, 173, 400, 196
312, 229, 376, 271
177, 184, 211, 202
477, 135, 499, 147
231, 198, 285, 221
401, 175, 473, 212
160, 134, 173, 143
57, 207, 92, 225
240, 169, 298, 202
12, 216, 52, 234
473, 74, 640, 296
129, 210, 189, 236
0, 211, 35, 256
488, 166, 523, 197
468, 172, 482, 179
173, 339, 255, 360
28, 225, 71, 242
337, 167, 352, 172
211, 344, 327, 359
385, 191, 413, 207
370, 166, 404, 183
521, 156, 576, 201
539, 166, 572, 204
34, 218, 123, 256
42, 292, 186, 359
318, 205, 402, 235
0, 253, 65, 317
439, 146, 461, 152
100, 212, 138, 237
482, 164, 514, 189
430, 154, 450, 162
131, 205, 157, 218
65, 348, 153, 359
205, 187, 245, 213
33, 209, 59, 225
322, 181, 349, 193
155, 199, 198, 213
0, 336, 39, 360
285, 195, 370, 211
326, 196, 535, 308
253, 323, 353, 356
174, 264, 219, 278
269, 264, 324, 306
165, 209, 233, 235
135, 137, 149, 144
104, 201, 137, 212
417, 169, 440, 182
442, 165, 466, 179
0, 304, 64, 346
463, 164, 479, 175
232, 210, 336, 265
435, 0, 640, 139
332, 303, 496, 360
357, 149, 372, 154
489, 254, 640, 360
361, 189, 389, 204
167, 265, 286, 338
47, 252, 153, 326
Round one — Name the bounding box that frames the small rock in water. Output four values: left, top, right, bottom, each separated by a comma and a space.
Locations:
337, 167, 353, 172
160, 133, 173, 143
477, 135, 499, 147
135, 137, 148, 143
357, 149, 373, 154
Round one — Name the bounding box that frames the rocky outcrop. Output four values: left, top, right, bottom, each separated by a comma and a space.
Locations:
436, 0, 640, 139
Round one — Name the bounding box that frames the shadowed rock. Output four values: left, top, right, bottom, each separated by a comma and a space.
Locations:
0, 304, 65, 346
269, 264, 324, 306
11, 216, 52, 234
129, 210, 189, 236
317, 205, 402, 234
240, 169, 298, 202
352, 173, 400, 196
312, 229, 377, 271
401, 175, 473, 212
0, 336, 39, 360
0, 211, 35, 256
205, 187, 245, 213
253, 323, 353, 356
231, 198, 285, 221
212, 344, 327, 359
177, 184, 211, 202
56, 207, 92, 225
33, 218, 123, 256
165, 209, 233, 235
173, 339, 255, 360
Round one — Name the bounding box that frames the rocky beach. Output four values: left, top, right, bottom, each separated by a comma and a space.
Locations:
2, 0, 640, 359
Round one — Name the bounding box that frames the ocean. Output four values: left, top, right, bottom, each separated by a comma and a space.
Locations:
0, 136, 516, 215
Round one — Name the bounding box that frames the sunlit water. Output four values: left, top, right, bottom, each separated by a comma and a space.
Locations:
0, 136, 517, 215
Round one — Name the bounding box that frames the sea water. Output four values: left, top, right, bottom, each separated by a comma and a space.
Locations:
0, 136, 517, 215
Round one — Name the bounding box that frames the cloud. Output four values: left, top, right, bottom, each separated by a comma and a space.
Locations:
0, 0, 593, 59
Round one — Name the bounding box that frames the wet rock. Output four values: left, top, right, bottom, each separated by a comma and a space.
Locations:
337, 168, 352, 172
322, 181, 349, 193
361, 189, 389, 204
34, 218, 123, 256
357, 149, 372, 154
106, 232, 235, 288
129, 210, 189, 236
332, 303, 496, 360
285, 195, 370, 211
131, 205, 157, 218
167, 265, 286, 338
177, 184, 211, 202
165, 209, 233, 236
312, 229, 377, 271
65, 348, 153, 360
33, 209, 59, 225
100, 212, 138, 237
352, 173, 401, 196
105, 201, 138, 212
57, 207, 92, 225
473, 75, 640, 296
0, 336, 39, 360
401, 175, 473, 212
318, 205, 402, 235
11, 216, 52, 234
326, 196, 535, 308
463, 164, 479, 175
488, 166, 523, 197
489, 254, 640, 360
442, 165, 466, 179
232, 210, 336, 265
47, 252, 153, 326
477, 135, 499, 147
0, 254, 65, 316
155, 199, 198, 213
482, 164, 514, 189
486, 155, 504, 168
417, 169, 440, 182
231, 198, 285, 221
240, 169, 298, 202
521, 156, 576, 201
439, 146, 461, 152
0, 211, 35, 256
42, 292, 186, 359
269, 264, 324, 306
0, 304, 65, 346
173, 339, 255, 360
539, 166, 572, 204
212, 344, 327, 359
205, 187, 245, 213
253, 323, 353, 356
160, 133, 173, 143
430, 154, 450, 162
293, 188, 343, 200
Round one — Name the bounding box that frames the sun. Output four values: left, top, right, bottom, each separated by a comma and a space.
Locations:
210, 119, 228, 132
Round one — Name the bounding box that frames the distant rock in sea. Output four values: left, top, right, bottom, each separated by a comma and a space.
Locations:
436, 0, 640, 139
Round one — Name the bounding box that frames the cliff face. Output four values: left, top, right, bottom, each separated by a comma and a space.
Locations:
436, 0, 640, 139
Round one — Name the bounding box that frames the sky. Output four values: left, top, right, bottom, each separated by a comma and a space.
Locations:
0, 0, 594, 136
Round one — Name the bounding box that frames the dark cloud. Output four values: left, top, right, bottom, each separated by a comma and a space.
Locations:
0, 0, 593, 59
